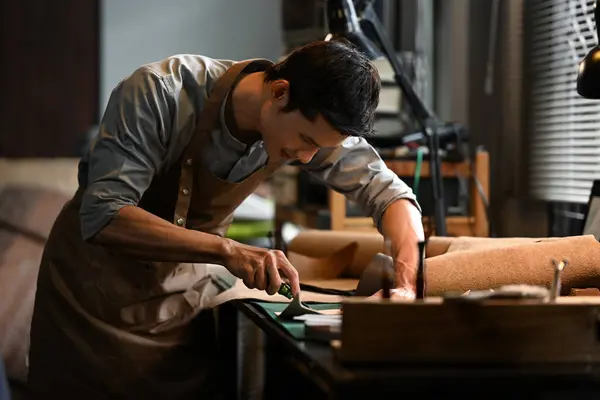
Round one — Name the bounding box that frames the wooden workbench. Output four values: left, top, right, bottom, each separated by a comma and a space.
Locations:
233, 300, 600, 399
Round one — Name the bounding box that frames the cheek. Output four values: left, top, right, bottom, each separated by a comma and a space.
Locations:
260, 121, 283, 153
262, 114, 285, 145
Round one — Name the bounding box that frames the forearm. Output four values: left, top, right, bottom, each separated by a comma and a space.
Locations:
381, 199, 425, 289
90, 205, 231, 264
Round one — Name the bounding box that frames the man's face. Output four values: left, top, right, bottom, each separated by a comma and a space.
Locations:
258, 80, 346, 164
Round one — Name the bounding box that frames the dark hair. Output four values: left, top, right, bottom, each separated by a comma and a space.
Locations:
264, 40, 380, 137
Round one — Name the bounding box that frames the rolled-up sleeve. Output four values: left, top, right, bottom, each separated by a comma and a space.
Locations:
80, 67, 174, 240
299, 137, 421, 233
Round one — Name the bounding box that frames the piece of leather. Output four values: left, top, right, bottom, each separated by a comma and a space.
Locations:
208, 274, 344, 307
288, 241, 358, 281
287, 229, 384, 278
426, 235, 600, 296
300, 279, 359, 293
355, 253, 395, 297
446, 236, 562, 253
570, 288, 600, 296
277, 296, 320, 320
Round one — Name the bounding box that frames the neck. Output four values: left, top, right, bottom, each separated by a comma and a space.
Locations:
228, 72, 264, 145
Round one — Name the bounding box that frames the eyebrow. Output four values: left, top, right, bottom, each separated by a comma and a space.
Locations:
301, 133, 321, 148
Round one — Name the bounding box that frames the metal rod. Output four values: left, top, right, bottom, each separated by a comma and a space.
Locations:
550, 259, 567, 301
360, 4, 447, 236
416, 240, 427, 299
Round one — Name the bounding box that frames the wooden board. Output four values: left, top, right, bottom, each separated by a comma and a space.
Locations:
337, 297, 600, 365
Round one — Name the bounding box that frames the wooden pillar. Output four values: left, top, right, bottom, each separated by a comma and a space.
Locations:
472, 150, 490, 237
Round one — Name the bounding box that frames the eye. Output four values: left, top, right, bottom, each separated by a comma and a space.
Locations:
300, 133, 319, 148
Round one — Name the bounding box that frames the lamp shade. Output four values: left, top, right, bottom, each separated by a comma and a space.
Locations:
324, 0, 383, 60
577, 0, 600, 98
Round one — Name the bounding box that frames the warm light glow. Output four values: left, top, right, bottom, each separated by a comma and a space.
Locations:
579, 60, 586, 74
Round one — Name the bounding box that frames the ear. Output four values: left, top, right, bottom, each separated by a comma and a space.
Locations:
270, 80, 290, 107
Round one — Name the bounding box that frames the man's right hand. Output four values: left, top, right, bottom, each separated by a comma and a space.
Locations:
223, 239, 300, 296
92, 206, 301, 297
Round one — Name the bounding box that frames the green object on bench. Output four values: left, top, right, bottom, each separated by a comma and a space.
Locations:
252, 301, 342, 340
226, 220, 273, 240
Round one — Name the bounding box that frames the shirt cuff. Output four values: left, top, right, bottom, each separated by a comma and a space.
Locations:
373, 193, 421, 234
79, 188, 136, 241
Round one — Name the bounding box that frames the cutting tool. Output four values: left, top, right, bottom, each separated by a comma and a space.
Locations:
278, 282, 294, 299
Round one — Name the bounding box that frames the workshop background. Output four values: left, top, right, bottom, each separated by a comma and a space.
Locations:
3, 0, 589, 239
1, 0, 599, 398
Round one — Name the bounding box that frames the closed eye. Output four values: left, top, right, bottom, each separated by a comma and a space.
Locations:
300, 133, 321, 148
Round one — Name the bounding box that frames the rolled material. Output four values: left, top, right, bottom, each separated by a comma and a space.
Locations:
426, 236, 562, 257
287, 242, 358, 280
446, 236, 562, 253
426, 236, 454, 258
289, 230, 455, 278
288, 230, 384, 278
425, 235, 600, 296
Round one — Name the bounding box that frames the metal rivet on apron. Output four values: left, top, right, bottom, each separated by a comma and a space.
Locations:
185, 158, 192, 167
176, 217, 185, 226
182, 188, 189, 196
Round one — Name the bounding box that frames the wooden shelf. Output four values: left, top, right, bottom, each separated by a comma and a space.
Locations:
275, 205, 475, 236
385, 159, 471, 178
274, 150, 490, 238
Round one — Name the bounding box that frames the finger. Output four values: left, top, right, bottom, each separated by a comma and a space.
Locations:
253, 259, 267, 291
390, 288, 416, 300
366, 290, 383, 301
275, 252, 300, 296
265, 253, 281, 295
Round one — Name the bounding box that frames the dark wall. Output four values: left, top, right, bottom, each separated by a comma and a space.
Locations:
466, 0, 547, 237
467, 0, 506, 236
0, 0, 99, 157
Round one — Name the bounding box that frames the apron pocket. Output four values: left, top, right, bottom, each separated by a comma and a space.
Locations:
90, 253, 169, 309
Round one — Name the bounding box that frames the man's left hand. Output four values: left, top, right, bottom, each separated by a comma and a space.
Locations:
376, 198, 425, 301
368, 287, 416, 301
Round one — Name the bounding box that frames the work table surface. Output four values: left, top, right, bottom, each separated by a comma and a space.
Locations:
236, 300, 600, 399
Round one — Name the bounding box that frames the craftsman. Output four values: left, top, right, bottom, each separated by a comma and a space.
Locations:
27, 40, 424, 398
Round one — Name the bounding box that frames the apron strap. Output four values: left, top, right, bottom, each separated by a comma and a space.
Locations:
172, 59, 273, 228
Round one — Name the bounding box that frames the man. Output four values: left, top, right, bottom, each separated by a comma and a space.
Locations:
27, 40, 423, 398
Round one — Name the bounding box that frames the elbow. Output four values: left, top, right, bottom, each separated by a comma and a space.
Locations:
81, 220, 113, 247
79, 202, 124, 246
85, 229, 106, 245
375, 197, 422, 235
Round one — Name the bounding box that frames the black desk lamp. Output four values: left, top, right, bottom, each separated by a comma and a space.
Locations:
324, 0, 448, 236
577, 0, 600, 98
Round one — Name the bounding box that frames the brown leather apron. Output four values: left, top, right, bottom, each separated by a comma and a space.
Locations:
27, 59, 281, 399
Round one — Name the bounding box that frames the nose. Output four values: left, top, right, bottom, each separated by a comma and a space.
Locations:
296, 148, 319, 164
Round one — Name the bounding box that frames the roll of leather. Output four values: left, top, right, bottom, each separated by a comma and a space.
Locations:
425, 236, 454, 258
287, 241, 358, 280
425, 235, 600, 296
425, 236, 563, 257
288, 230, 384, 278
445, 236, 562, 253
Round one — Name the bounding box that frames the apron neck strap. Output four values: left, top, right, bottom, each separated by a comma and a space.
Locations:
198, 59, 273, 132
